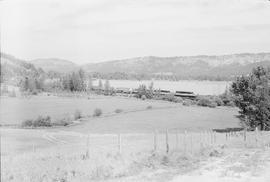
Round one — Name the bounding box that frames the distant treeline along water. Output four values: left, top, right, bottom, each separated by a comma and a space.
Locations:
93, 80, 230, 95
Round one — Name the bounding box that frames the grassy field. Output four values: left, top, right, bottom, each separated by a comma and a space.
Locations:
2, 95, 269, 182
0, 95, 239, 131
0, 95, 175, 125
1, 128, 270, 182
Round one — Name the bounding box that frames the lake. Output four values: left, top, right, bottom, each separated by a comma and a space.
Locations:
93, 80, 231, 95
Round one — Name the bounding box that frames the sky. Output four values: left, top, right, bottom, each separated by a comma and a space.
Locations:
1, 0, 270, 64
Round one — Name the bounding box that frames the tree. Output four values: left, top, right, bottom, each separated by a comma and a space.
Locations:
87, 76, 93, 91
137, 84, 153, 99
98, 79, 103, 90
149, 81, 154, 91
231, 66, 270, 130
104, 79, 110, 95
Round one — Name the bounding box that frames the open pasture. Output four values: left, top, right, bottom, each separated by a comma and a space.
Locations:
0, 95, 175, 125
0, 95, 239, 130
1, 128, 270, 182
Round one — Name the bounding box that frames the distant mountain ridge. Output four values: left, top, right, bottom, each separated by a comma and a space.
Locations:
83, 53, 270, 80
2, 52, 270, 82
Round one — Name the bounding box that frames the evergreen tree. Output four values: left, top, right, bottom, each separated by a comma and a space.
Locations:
231, 66, 270, 130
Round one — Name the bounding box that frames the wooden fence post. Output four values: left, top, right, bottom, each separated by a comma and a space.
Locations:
199, 132, 202, 151
243, 128, 247, 147
184, 130, 187, 154
166, 129, 169, 154
85, 134, 90, 158
190, 132, 193, 154
154, 130, 157, 152
175, 129, 179, 150
255, 127, 258, 147
118, 133, 122, 154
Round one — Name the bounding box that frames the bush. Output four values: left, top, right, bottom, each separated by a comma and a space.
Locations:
146, 105, 152, 109
212, 97, 224, 106
53, 115, 73, 126
226, 101, 235, 107
22, 119, 33, 127
197, 97, 217, 108
93, 108, 102, 117
141, 95, 147, 100
31, 90, 38, 95
137, 84, 153, 99
74, 109, 82, 120
22, 115, 52, 127
182, 99, 194, 106
155, 94, 183, 103
114, 109, 123, 113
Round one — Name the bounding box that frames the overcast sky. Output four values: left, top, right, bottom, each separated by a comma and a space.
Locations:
1, 0, 270, 64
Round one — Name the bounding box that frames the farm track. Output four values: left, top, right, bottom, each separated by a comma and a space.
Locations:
42, 132, 68, 145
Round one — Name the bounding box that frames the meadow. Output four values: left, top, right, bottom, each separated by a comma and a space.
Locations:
1, 94, 270, 182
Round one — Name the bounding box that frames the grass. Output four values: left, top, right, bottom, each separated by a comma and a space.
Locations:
1, 128, 270, 182
0, 95, 175, 125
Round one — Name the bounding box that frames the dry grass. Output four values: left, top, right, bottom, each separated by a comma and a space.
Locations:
1, 128, 270, 182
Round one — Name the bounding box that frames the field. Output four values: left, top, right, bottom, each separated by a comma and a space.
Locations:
1, 95, 270, 182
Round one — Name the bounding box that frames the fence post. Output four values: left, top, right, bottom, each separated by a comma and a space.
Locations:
243, 128, 247, 147
118, 133, 122, 154
154, 130, 157, 152
199, 132, 202, 151
255, 127, 258, 147
175, 129, 179, 150
85, 134, 90, 159
190, 132, 193, 154
184, 130, 187, 154
166, 129, 169, 154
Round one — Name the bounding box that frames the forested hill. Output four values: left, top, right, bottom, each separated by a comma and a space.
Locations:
1, 52, 270, 82
0, 53, 45, 84
83, 53, 270, 80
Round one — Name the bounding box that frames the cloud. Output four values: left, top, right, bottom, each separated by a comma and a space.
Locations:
1, 0, 270, 63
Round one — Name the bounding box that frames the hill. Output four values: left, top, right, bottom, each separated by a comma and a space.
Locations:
0, 53, 44, 85
30, 58, 78, 73
83, 53, 270, 80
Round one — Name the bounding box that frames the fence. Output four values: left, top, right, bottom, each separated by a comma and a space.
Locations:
27, 129, 270, 158
73, 129, 270, 159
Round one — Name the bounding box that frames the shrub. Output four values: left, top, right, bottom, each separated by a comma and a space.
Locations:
114, 109, 123, 113
53, 116, 73, 126
22, 115, 52, 127
33, 116, 52, 127
183, 99, 193, 106
22, 119, 33, 127
155, 94, 183, 103
162, 93, 176, 102
31, 90, 38, 95
226, 101, 235, 107
212, 97, 224, 106
141, 95, 147, 100
197, 97, 217, 108
74, 109, 82, 120
93, 108, 102, 117
137, 84, 153, 99
146, 105, 152, 109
